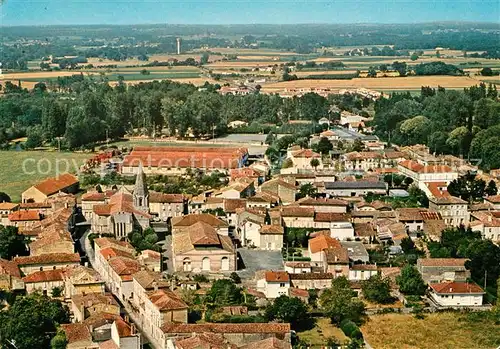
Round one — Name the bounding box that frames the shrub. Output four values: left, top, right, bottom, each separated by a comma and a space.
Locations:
193, 274, 209, 283
340, 319, 363, 339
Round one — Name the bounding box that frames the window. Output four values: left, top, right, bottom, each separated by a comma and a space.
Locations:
280, 283, 286, 287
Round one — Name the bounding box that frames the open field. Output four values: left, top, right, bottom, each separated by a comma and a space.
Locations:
361, 312, 500, 349
0, 151, 91, 202
261, 76, 484, 93
297, 317, 348, 348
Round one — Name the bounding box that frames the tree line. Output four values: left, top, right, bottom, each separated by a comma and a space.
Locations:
373, 83, 500, 170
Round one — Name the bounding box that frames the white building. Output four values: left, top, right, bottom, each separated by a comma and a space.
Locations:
429, 282, 484, 307
257, 271, 290, 299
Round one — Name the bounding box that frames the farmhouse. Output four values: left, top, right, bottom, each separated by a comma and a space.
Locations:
21, 173, 79, 203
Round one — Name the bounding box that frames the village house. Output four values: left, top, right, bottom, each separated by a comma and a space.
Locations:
21, 173, 79, 203
106, 317, 141, 349
137, 249, 162, 272
324, 181, 388, 197
429, 195, 469, 226
257, 271, 290, 299
7, 210, 42, 229
284, 149, 323, 173
70, 292, 121, 322
61, 323, 99, 349
0, 202, 19, 226
257, 225, 284, 251
23, 268, 65, 295
172, 221, 236, 273
63, 266, 105, 298
428, 282, 484, 307
396, 208, 442, 234
348, 264, 378, 281
484, 195, 500, 210
307, 235, 349, 277
398, 160, 458, 190
295, 197, 348, 213
284, 261, 312, 274
14, 253, 81, 275
416, 258, 470, 283
148, 192, 186, 222
0, 259, 24, 291
246, 192, 279, 209
260, 178, 297, 205
160, 323, 291, 348
236, 207, 266, 244
171, 213, 229, 236
289, 272, 333, 290
81, 190, 116, 221
341, 241, 370, 263
230, 167, 265, 187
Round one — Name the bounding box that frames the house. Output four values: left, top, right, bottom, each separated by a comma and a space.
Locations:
61, 323, 99, 349
167, 333, 237, 349
341, 241, 370, 263
21, 173, 79, 203
428, 282, 484, 307
0, 259, 24, 291
484, 195, 500, 210
280, 206, 315, 228
172, 221, 236, 273
14, 253, 81, 275
286, 149, 323, 173
63, 266, 105, 298
429, 196, 469, 226
160, 323, 291, 348
81, 191, 116, 221
216, 179, 255, 199
284, 262, 312, 274
7, 210, 42, 229
295, 197, 348, 213
23, 269, 65, 295
82, 312, 122, 342
149, 192, 186, 222
231, 167, 265, 186
260, 178, 296, 205
353, 223, 377, 243
257, 271, 290, 299
237, 207, 266, 245
348, 265, 378, 281
246, 192, 279, 209
313, 212, 354, 240
324, 181, 388, 197
71, 293, 120, 322
137, 249, 162, 272
416, 258, 470, 283
257, 225, 284, 251
224, 198, 247, 227
171, 213, 229, 236
29, 222, 74, 256
398, 160, 458, 189
121, 146, 248, 175
0, 202, 19, 226
396, 208, 441, 234
289, 273, 333, 290
342, 151, 383, 171
106, 317, 141, 349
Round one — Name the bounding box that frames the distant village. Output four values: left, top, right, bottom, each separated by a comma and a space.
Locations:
1, 109, 500, 349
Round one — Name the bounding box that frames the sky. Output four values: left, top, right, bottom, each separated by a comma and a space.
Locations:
0, 0, 498, 26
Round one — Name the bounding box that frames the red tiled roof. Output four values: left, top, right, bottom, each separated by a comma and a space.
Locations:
0, 202, 18, 210
260, 225, 284, 235
429, 282, 484, 294
224, 199, 247, 213
289, 287, 309, 298
61, 323, 92, 344
485, 195, 500, 204
314, 212, 351, 222
265, 271, 290, 282
107, 257, 140, 279
399, 160, 453, 174
297, 197, 348, 207
161, 323, 290, 334
14, 253, 80, 265
23, 269, 64, 283
351, 264, 377, 271
171, 213, 228, 228
114, 317, 134, 337
8, 210, 41, 222
418, 258, 468, 267
100, 247, 135, 260
149, 192, 185, 203
280, 206, 314, 218
33, 173, 79, 196
19, 202, 52, 209
0, 258, 21, 278
175, 333, 236, 349
94, 238, 134, 251
292, 149, 320, 158
92, 192, 151, 218
309, 235, 342, 254
81, 191, 116, 201
148, 289, 188, 311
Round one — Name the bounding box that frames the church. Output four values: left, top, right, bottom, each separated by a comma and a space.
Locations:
90, 166, 152, 239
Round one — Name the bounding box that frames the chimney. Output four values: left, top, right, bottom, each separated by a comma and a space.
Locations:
131, 324, 136, 335
153, 281, 158, 291
125, 314, 130, 323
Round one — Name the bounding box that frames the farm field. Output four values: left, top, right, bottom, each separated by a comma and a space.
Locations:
361, 312, 500, 349
261, 76, 483, 93
0, 151, 91, 202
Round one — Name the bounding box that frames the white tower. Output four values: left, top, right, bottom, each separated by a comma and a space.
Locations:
176, 38, 181, 55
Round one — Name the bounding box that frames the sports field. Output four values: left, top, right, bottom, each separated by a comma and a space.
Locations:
0, 151, 91, 202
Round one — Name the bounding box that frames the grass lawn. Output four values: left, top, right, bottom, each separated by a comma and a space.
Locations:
0, 150, 91, 202
361, 312, 500, 349
297, 317, 348, 348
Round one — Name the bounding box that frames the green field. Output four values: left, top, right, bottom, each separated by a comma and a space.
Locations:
0, 151, 91, 202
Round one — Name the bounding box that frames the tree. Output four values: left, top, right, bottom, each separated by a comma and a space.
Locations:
205, 279, 243, 306
361, 275, 393, 304
462, 239, 500, 290
316, 137, 333, 155
297, 183, 317, 199
229, 272, 241, 284
392, 61, 407, 77
396, 265, 426, 295
265, 295, 309, 328
319, 276, 365, 325
410, 53, 419, 61
265, 131, 276, 145
367, 67, 377, 78
485, 180, 498, 196
310, 158, 320, 170
0, 192, 12, 203
481, 67, 494, 76
25, 125, 44, 149
0, 293, 70, 349
399, 115, 430, 145
0, 225, 27, 260
200, 52, 210, 65
50, 329, 67, 349
447, 172, 486, 203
